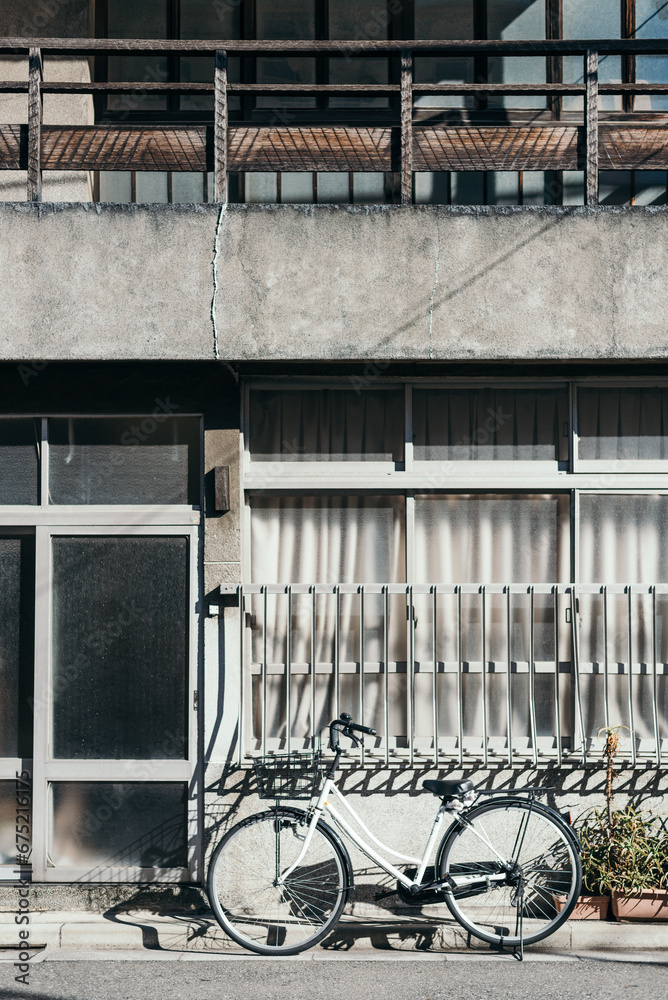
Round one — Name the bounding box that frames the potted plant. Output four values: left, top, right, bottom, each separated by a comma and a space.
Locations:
570, 727, 668, 922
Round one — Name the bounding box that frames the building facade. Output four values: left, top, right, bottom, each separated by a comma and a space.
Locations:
0, 0, 667, 914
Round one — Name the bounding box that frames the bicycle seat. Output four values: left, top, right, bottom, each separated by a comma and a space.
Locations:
422, 779, 473, 799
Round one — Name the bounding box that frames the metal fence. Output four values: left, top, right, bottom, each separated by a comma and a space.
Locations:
3, 38, 668, 204
228, 583, 668, 768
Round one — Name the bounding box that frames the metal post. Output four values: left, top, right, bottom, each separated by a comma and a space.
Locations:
400, 48, 413, 205
433, 585, 438, 767
481, 586, 488, 767
529, 587, 538, 767
627, 586, 636, 766
214, 49, 228, 204
457, 586, 463, 767
286, 586, 292, 755
584, 48, 599, 206
28, 47, 43, 202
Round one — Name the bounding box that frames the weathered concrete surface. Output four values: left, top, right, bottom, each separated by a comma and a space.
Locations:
2, 203, 668, 361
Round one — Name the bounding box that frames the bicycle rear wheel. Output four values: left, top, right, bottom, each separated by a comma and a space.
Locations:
207, 806, 352, 956
437, 798, 581, 947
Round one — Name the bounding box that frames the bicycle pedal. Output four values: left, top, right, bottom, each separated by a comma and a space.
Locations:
373, 889, 398, 901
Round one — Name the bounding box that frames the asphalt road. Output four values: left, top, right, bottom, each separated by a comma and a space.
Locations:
1, 957, 668, 1000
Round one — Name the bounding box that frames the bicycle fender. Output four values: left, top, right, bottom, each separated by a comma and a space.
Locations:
434, 796, 581, 874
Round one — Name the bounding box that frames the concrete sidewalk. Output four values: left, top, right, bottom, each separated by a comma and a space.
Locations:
0, 911, 666, 959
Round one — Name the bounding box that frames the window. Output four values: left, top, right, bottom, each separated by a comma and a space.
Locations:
0, 416, 201, 882
241, 380, 668, 764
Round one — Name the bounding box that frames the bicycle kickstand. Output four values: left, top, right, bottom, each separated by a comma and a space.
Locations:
513, 883, 524, 963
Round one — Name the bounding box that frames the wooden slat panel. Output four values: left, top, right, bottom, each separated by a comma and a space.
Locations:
0, 125, 24, 169
600, 126, 668, 169
41, 126, 209, 171
413, 125, 580, 171
26, 122, 668, 175
228, 127, 392, 171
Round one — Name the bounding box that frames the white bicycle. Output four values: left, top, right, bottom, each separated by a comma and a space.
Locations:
207, 714, 582, 956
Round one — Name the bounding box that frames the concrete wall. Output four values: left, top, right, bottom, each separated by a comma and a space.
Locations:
1, 203, 668, 363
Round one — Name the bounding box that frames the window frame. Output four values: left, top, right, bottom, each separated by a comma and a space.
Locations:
0, 414, 203, 883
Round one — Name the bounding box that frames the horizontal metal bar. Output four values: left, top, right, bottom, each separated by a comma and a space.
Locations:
5, 38, 668, 56
233, 582, 573, 595
12, 80, 668, 98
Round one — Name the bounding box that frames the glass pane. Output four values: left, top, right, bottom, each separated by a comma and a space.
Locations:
317, 173, 350, 203
413, 387, 568, 462
245, 173, 278, 203
563, 170, 584, 205
106, 0, 169, 115
256, 0, 316, 110
98, 171, 132, 203
107, 0, 169, 37
353, 172, 385, 203
414, 494, 569, 583
523, 171, 545, 205
488, 0, 546, 110
48, 417, 200, 505
563, 0, 621, 113
0, 420, 38, 505
578, 387, 668, 461
135, 172, 169, 203
0, 782, 27, 865
634, 170, 667, 205
599, 170, 632, 206
488, 171, 520, 206
580, 494, 668, 582
451, 172, 485, 204
415, 172, 450, 204
579, 495, 668, 747
107, 56, 170, 112
180, 0, 241, 38
171, 172, 205, 202
637, 1, 668, 110
328, 1, 389, 109
249, 389, 404, 462
414, 0, 475, 110
281, 173, 315, 203
0, 537, 33, 759
51, 536, 188, 759
51, 782, 187, 868
251, 495, 406, 584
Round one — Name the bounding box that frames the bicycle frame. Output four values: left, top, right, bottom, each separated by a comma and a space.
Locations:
278, 775, 511, 892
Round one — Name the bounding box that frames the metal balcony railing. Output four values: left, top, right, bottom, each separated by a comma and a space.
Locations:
2, 38, 668, 203
225, 582, 668, 769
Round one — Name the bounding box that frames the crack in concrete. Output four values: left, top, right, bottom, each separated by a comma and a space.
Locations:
428, 241, 440, 361
211, 202, 225, 361
211, 202, 239, 383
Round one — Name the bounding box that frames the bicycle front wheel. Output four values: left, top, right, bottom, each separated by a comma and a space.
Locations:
438, 798, 581, 947
207, 806, 352, 956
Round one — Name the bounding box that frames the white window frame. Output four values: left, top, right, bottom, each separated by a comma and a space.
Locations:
240, 376, 668, 767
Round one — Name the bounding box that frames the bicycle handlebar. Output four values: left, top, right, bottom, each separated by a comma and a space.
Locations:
329, 713, 377, 750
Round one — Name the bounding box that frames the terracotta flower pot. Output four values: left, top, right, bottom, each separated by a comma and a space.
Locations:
611, 890, 668, 921
554, 894, 610, 920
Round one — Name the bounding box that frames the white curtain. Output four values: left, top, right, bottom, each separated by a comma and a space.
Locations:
579, 494, 668, 741
413, 388, 568, 462
249, 495, 405, 743
578, 388, 668, 460
412, 494, 570, 748
249, 389, 404, 462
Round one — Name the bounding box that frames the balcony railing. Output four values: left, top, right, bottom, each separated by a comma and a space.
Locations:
3, 38, 668, 204
225, 582, 668, 768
